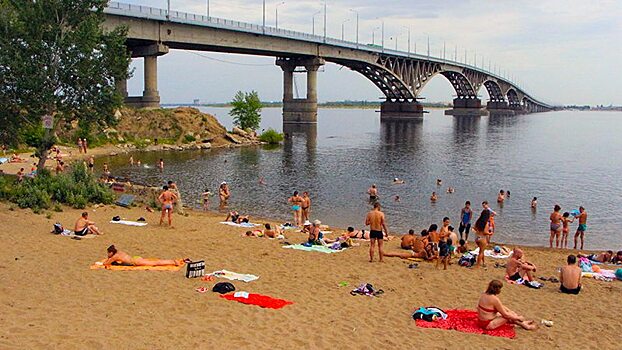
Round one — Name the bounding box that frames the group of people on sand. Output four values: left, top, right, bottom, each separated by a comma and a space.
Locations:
549, 205, 588, 249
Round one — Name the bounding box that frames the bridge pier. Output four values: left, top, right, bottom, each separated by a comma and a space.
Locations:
125, 43, 169, 109
486, 101, 514, 115
380, 101, 424, 120
445, 97, 485, 116
277, 57, 325, 124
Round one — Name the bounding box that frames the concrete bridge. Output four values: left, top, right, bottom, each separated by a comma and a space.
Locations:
103, 2, 553, 123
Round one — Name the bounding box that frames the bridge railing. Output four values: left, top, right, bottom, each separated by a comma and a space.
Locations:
105, 2, 552, 108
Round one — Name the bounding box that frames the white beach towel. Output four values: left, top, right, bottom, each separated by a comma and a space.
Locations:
471, 247, 513, 259
220, 221, 260, 228
208, 269, 259, 283
282, 244, 343, 254
110, 220, 147, 227
59, 230, 96, 238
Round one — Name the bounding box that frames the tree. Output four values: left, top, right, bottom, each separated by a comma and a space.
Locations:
229, 90, 262, 130
0, 0, 131, 170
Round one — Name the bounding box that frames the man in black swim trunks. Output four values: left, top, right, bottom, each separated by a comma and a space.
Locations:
365, 202, 388, 262
560, 255, 582, 295
506, 248, 536, 282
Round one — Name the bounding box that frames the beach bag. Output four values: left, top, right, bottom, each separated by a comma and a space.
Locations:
212, 282, 235, 294
459, 253, 475, 267
185, 260, 205, 278
412, 307, 446, 321
52, 223, 64, 235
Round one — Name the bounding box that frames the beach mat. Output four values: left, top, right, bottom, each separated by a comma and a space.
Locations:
282, 244, 343, 254
415, 309, 515, 339
58, 230, 96, 239
115, 194, 135, 208
220, 292, 293, 309
220, 221, 261, 228
109, 220, 147, 227
90, 260, 184, 271
208, 269, 259, 282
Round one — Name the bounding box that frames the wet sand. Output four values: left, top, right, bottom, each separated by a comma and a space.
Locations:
1, 203, 620, 349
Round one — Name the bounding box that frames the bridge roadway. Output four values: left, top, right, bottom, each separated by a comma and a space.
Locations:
103, 2, 553, 122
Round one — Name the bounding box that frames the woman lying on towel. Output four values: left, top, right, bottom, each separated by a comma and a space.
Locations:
477, 280, 538, 331
103, 245, 184, 266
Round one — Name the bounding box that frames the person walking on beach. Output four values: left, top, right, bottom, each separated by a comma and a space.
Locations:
365, 202, 388, 262
459, 201, 473, 241
288, 191, 304, 227
574, 206, 588, 250
368, 184, 378, 202
77, 138, 83, 154
158, 185, 178, 227
549, 205, 563, 248
82, 138, 88, 153
219, 182, 230, 209
301, 191, 311, 222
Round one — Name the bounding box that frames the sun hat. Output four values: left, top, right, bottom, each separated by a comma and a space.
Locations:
303, 220, 312, 226
313, 220, 321, 225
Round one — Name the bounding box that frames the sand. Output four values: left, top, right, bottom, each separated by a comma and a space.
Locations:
1, 203, 621, 349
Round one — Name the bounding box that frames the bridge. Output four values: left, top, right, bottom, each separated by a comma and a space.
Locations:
103, 2, 553, 123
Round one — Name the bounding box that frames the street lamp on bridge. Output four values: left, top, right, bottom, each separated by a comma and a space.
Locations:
371, 26, 380, 45
349, 9, 359, 48
275, 2, 285, 30
401, 25, 411, 56
312, 10, 322, 35
341, 18, 350, 41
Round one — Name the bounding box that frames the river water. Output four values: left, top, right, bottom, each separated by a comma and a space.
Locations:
100, 107, 622, 250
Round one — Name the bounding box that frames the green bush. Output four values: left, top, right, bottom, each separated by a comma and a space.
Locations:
2, 162, 113, 211
259, 129, 284, 144
183, 134, 196, 143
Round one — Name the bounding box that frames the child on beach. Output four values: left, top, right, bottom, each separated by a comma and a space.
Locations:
457, 239, 469, 254
561, 212, 574, 249
202, 189, 212, 211
437, 238, 452, 270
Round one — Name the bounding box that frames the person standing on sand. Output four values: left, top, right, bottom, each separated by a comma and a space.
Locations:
82, 138, 88, 154
549, 205, 563, 248
167, 180, 184, 214
158, 185, 178, 227
560, 255, 582, 295
219, 182, 230, 209
473, 209, 490, 268
561, 212, 574, 249
574, 206, 588, 250
482, 201, 496, 243
459, 201, 473, 241
301, 191, 311, 222
77, 138, 83, 154
477, 280, 538, 331
288, 191, 304, 227
365, 202, 388, 262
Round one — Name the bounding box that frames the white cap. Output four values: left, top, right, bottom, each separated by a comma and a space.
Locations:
303, 220, 312, 226
221, 181, 227, 185
313, 220, 321, 225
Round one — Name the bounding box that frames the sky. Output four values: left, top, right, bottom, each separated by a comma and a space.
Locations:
119, 0, 622, 106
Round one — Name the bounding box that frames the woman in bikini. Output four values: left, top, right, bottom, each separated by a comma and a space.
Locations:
477, 280, 537, 331
103, 245, 184, 267
473, 209, 491, 268
287, 191, 304, 227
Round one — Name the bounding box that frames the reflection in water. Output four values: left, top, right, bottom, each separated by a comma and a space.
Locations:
103, 108, 622, 249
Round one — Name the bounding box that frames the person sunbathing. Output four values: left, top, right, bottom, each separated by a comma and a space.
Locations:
10, 153, 25, 162
263, 223, 282, 238
74, 212, 102, 235
580, 251, 614, 263
400, 229, 417, 249
477, 280, 537, 330
384, 230, 429, 260
225, 211, 250, 224
505, 248, 536, 282
612, 251, 622, 264
103, 245, 183, 266
346, 226, 395, 241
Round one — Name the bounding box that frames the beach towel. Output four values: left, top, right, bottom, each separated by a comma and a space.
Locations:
415, 309, 516, 339
90, 260, 185, 271
220, 292, 293, 309
109, 220, 147, 227
208, 269, 259, 282
0, 157, 8, 164
115, 194, 135, 207
471, 248, 513, 259
282, 244, 344, 254
220, 221, 261, 228
582, 269, 617, 281
59, 230, 96, 239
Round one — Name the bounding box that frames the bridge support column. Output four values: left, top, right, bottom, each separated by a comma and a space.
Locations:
125, 43, 169, 109
486, 101, 514, 115
277, 57, 325, 124
380, 101, 424, 120
445, 97, 485, 116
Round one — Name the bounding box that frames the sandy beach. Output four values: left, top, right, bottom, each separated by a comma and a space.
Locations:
1, 202, 620, 350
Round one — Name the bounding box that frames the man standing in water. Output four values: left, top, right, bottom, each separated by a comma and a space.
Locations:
301, 191, 311, 222
368, 184, 378, 202
158, 185, 178, 227
574, 206, 588, 250
365, 202, 388, 262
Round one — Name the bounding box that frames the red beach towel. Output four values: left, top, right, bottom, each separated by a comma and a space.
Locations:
220, 293, 293, 309
415, 309, 515, 339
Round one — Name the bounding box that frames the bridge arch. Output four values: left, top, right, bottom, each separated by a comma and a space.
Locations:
481, 80, 505, 102
507, 88, 521, 109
